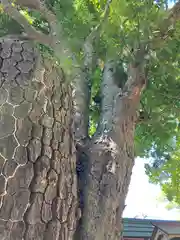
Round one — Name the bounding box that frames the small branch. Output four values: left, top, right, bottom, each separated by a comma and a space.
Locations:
168, 1, 180, 23
82, 0, 112, 69
86, 0, 112, 40
150, 1, 180, 48
122, 1, 180, 106
38, 2, 62, 41
159, 92, 180, 101
83, 0, 113, 76
124, 1, 180, 106
14, 0, 41, 10
2, 0, 54, 46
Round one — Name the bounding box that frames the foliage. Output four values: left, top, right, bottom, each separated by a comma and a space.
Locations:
1, 0, 180, 205
0, 13, 23, 36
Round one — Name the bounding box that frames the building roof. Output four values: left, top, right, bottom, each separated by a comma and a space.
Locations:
152, 222, 180, 235
123, 218, 180, 238
123, 218, 154, 238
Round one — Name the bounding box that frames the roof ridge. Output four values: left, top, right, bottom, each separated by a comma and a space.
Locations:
123, 218, 180, 223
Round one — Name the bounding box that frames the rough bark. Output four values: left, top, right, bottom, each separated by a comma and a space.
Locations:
0, 37, 78, 240
77, 61, 145, 240
1, 1, 180, 239
0, 36, 141, 240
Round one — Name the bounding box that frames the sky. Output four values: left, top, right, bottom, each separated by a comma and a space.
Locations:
123, 158, 180, 220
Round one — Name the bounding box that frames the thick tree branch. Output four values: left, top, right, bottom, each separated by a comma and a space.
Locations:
96, 60, 146, 138
95, 60, 120, 136
122, 1, 180, 120
2, 0, 80, 74
2, 0, 68, 50
2, 0, 54, 46
13, 0, 41, 10
120, 1, 180, 117
73, 0, 112, 144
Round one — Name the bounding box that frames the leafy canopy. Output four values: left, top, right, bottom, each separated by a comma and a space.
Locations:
1, 0, 180, 206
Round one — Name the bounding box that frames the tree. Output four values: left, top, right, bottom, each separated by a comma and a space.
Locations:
0, 0, 180, 239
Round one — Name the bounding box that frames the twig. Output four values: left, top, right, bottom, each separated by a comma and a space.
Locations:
150, 1, 180, 49
86, 0, 112, 42
159, 92, 180, 101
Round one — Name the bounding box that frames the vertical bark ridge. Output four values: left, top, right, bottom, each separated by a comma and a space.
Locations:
0, 37, 78, 240
96, 60, 120, 134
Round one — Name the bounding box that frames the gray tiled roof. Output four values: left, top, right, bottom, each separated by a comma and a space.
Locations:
123, 218, 154, 237
123, 218, 180, 238
153, 222, 180, 235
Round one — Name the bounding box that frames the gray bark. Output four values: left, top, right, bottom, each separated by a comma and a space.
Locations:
0, 37, 78, 240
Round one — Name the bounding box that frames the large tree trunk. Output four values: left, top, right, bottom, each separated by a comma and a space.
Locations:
0, 0, 179, 238
0, 37, 78, 239
0, 37, 144, 240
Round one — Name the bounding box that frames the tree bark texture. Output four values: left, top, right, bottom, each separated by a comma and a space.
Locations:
76, 61, 141, 240
1, 0, 180, 238
0, 37, 144, 240
0, 37, 78, 240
